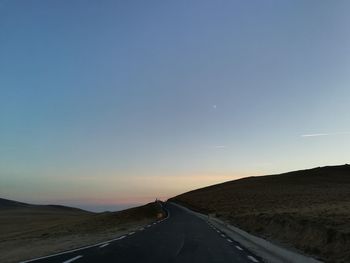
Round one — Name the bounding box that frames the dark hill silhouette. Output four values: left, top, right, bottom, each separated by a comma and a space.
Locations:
0, 197, 90, 213
0, 198, 30, 209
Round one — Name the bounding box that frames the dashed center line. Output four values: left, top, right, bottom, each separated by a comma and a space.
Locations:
99, 243, 109, 248
247, 255, 259, 262
235, 245, 243, 251
139, 228, 144, 231
128, 232, 135, 236
62, 255, 83, 263
221, 234, 226, 238
227, 239, 233, 243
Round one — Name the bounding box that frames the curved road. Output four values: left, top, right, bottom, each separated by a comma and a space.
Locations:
24, 203, 261, 263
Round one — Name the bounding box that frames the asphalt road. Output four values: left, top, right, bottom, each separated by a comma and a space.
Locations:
24, 203, 261, 263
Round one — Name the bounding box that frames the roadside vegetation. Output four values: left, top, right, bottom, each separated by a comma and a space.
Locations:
0, 200, 164, 263
171, 165, 350, 263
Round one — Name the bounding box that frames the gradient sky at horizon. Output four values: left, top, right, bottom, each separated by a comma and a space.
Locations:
1, 1, 350, 212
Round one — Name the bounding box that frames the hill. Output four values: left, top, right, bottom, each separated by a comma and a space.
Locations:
0, 197, 90, 214
0, 198, 30, 209
170, 164, 350, 263
0, 198, 164, 263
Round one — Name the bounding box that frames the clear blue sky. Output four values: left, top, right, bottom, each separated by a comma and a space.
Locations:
1, 1, 350, 211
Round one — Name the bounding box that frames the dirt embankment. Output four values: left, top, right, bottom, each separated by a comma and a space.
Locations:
0, 201, 164, 263
170, 165, 350, 263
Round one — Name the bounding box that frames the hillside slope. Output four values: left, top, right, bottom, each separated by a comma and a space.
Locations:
0, 197, 90, 214
0, 198, 164, 263
0, 198, 30, 209
170, 165, 350, 263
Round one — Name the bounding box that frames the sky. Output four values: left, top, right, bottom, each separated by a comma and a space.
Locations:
1, 0, 350, 212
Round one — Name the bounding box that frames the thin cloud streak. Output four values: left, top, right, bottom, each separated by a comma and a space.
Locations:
301, 132, 350, 138
301, 133, 329, 137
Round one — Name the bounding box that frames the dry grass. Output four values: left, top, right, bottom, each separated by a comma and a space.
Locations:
0, 202, 164, 263
171, 165, 350, 263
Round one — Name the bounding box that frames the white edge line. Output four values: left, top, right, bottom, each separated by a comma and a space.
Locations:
20, 235, 126, 262
247, 255, 259, 262
21, 204, 171, 263
99, 243, 109, 248
227, 239, 233, 243
62, 255, 83, 263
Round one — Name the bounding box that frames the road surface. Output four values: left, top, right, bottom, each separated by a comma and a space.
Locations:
23, 203, 261, 263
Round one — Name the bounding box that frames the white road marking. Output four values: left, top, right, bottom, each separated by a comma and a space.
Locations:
20, 233, 127, 263
147, 225, 152, 227
247, 255, 259, 262
99, 243, 109, 248
128, 232, 135, 235
221, 234, 226, 238
62, 255, 83, 263
22, 205, 171, 263
139, 228, 144, 231
164, 208, 170, 219
236, 245, 243, 251
216, 230, 220, 233
227, 239, 233, 243
153, 222, 157, 225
